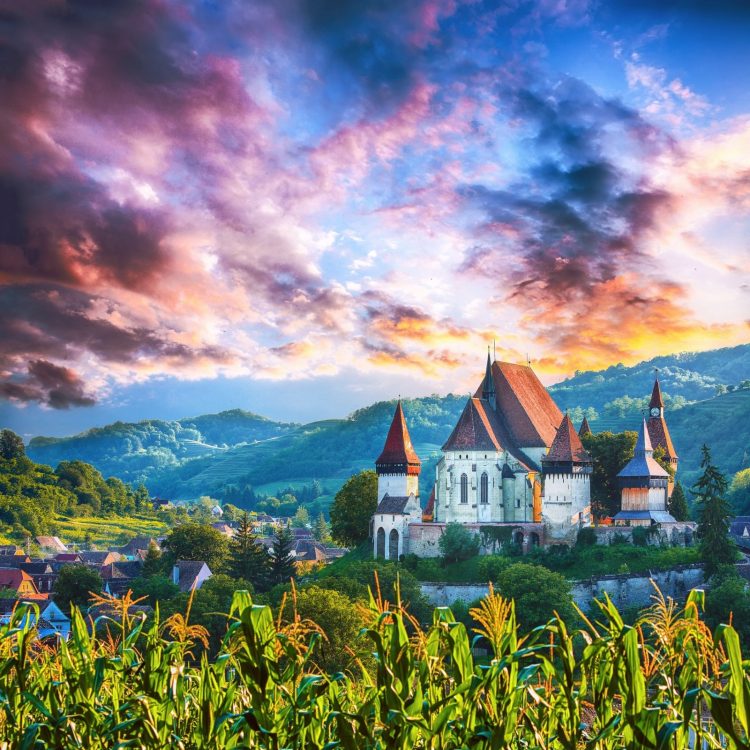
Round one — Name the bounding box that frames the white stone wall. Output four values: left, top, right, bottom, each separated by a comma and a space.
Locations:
434, 450, 537, 525
378, 473, 419, 502
543, 472, 590, 541
420, 564, 705, 612
373, 495, 422, 560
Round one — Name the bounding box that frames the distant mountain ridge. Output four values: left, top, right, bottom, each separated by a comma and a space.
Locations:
24, 344, 750, 504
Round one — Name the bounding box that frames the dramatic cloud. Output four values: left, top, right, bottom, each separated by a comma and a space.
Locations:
0, 0, 747, 420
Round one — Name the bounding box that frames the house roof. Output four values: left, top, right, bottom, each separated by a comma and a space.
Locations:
442, 398, 501, 452
54, 553, 81, 563
20, 562, 54, 575
294, 540, 328, 562
543, 414, 591, 465
0, 568, 38, 593
174, 560, 209, 592
375, 401, 421, 475
649, 378, 665, 409
36, 536, 67, 552
115, 537, 159, 556
375, 495, 412, 514
578, 416, 592, 437
100, 561, 143, 580
79, 551, 121, 565
474, 361, 563, 449
617, 419, 669, 480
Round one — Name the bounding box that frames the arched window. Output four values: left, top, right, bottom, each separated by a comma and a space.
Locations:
376, 527, 385, 558
460, 473, 468, 504
389, 529, 399, 560
480, 472, 489, 504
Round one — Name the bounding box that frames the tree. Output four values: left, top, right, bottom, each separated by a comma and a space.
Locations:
729, 469, 750, 514
0, 430, 25, 460
669, 480, 689, 521
495, 562, 576, 630
330, 470, 378, 546
221, 503, 242, 522
290, 586, 368, 673
162, 523, 229, 572
269, 525, 296, 586
130, 574, 179, 607
53, 565, 103, 614
228, 513, 270, 591
704, 567, 750, 648
439, 522, 480, 563
312, 512, 331, 543
693, 444, 736, 578
141, 541, 164, 578
581, 431, 638, 519
292, 505, 310, 528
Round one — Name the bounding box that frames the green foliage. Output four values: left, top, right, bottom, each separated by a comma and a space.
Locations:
53, 564, 103, 614
575, 526, 597, 547
581, 430, 637, 519
269, 525, 296, 586
130, 575, 179, 607
312, 512, 331, 542
288, 586, 367, 673
5, 582, 750, 748
439, 522, 480, 563
704, 567, 750, 648
0, 430, 25, 460
162, 522, 230, 572
291, 505, 309, 528
495, 562, 576, 629
330, 469, 378, 546
729, 468, 750, 514
141, 542, 163, 578
669, 480, 690, 521
694, 444, 737, 578
476, 555, 511, 582
228, 513, 270, 592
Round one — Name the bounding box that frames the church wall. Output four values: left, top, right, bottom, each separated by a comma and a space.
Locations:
521, 447, 546, 467
377, 473, 418, 502
436, 451, 504, 524
406, 522, 545, 558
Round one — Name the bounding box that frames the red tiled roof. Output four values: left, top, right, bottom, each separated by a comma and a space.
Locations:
475, 362, 563, 448
649, 378, 665, 409
0, 568, 38, 594
578, 416, 592, 437
376, 401, 421, 474
543, 415, 591, 464
442, 398, 501, 452
647, 417, 678, 460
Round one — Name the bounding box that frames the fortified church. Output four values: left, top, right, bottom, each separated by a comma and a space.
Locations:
372, 355, 685, 560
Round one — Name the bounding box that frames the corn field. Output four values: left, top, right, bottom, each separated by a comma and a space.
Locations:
1, 583, 749, 748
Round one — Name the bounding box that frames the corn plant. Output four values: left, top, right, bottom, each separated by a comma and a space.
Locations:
1, 582, 749, 748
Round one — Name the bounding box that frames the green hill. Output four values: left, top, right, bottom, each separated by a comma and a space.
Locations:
24, 345, 749, 507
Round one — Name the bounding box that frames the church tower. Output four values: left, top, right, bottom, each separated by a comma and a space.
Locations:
542, 414, 592, 539
375, 400, 421, 502
613, 419, 674, 526
646, 377, 678, 493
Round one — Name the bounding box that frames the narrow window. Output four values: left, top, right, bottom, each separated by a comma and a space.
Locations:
460, 474, 468, 504
480, 472, 489, 504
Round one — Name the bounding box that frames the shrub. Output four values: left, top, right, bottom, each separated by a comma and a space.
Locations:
477, 555, 509, 582
576, 526, 597, 547
439, 523, 480, 564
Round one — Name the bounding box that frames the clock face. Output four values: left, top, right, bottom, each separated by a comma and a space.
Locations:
650, 407, 660, 417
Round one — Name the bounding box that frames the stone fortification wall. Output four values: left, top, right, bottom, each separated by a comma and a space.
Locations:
407, 521, 545, 557
421, 564, 705, 612
594, 523, 695, 547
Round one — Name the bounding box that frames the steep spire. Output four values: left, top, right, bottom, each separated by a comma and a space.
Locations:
375, 401, 421, 476
617, 419, 668, 482
481, 348, 496, 405
578, 416, 592, 437
649, 377, 665, 410
635, 417, 654, 456
543, 414, 590, 466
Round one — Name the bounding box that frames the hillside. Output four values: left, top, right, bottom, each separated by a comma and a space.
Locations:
25, 345, 749, 506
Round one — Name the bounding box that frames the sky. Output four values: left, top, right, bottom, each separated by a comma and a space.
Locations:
0, 0, 749, 438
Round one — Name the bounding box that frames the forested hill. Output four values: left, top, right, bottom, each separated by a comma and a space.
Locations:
549, 343, 750, 416
24, 344, 749, 504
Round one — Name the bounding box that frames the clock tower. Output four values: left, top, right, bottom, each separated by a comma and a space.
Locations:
646, 376, 678, 491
